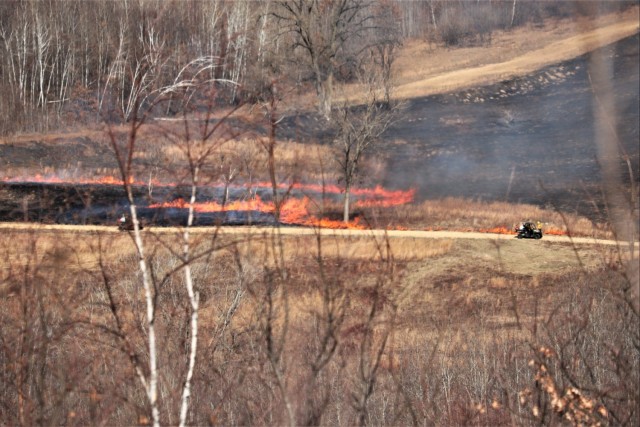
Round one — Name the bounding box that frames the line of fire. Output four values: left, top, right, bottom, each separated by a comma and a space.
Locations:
0, 175, 414, 230
1, 174, 570, 236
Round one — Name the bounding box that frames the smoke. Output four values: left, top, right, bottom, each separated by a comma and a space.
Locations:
380, 34, 639, 222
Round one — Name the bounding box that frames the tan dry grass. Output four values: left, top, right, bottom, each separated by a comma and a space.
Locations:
0, 225, 456, 334
0, 229, 134, 273
339, 6, 639, 102
214, 138, 336, 183
393, 197, 611, 239
231, 234, 453, 264
0, 228, 453, 275
131, 135, 337, 184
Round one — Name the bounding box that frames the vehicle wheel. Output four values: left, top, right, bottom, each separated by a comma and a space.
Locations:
534, 233, 542, 239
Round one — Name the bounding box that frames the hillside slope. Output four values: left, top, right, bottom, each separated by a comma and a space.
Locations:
339, 7, 639, 102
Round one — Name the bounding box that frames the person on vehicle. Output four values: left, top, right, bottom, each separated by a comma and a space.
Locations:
536, 221, 543, 231
118, 213, 142, 230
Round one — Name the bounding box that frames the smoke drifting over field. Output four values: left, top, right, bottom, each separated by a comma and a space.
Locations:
376, 34, 639, 222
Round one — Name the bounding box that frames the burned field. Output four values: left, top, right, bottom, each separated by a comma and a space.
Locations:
0, 181, 276, 226
280, 35, 639, 223
379, 34, 639, 222
272, 32, 634, 230
0, 179, 417, 229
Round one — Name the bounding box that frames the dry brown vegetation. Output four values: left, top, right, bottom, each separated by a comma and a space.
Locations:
387, 197, 611, 238
1, 226, 637, 425
0, 130, 337, 199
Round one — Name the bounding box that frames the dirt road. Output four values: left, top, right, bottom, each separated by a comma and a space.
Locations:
393, 14, 639, 99
1, 222, 634, 248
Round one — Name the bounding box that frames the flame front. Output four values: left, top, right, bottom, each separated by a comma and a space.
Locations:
148, 195, 366, 229
479, 226, 513, 234
2, 173, 414, 230
2, 174, 569, 235
1, 174, 413, 206
144, 184, 417, 229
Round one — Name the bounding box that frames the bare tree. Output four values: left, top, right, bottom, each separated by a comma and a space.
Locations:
174, 97, 242, 427
107, 102, 161, 426
102, 45, 247, 423
331, 74, 398, 223
351, 237, 397, 426
271, 0, 374, 119
370, 0, 402, 107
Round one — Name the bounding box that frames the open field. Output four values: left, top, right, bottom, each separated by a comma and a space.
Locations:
1, 9, 637, 223
0, 225, 629, 305
280, 31, 639, 222
0, 179, 618, 238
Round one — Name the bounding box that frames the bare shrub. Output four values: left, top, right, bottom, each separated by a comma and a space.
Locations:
515, 271, 639, 425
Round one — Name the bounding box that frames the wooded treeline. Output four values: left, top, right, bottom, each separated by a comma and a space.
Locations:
0, 0, 632, 134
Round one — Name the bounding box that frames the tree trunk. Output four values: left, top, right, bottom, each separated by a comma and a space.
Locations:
429, 0, 437, 30
343, 184, 350, 224
318, 72, 333, 120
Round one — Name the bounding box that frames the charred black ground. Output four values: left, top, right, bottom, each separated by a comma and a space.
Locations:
281, 34, 639, 222
0, 182, 277, 226
376, 34, 638, 222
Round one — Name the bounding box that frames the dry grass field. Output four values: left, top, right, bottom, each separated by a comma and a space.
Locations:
1, 223, 636, 425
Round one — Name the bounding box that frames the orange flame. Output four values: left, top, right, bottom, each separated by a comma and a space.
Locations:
1, 174, 414, 208
543, 228, 568, 236
149, 195, 366, 229
354, 188, 416, 208
3, 174, 414, 228
2, 174, 572, 235
235, 182, 415, 208
479, 226, 513, 234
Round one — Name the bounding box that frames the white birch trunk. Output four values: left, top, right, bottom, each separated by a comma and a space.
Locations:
179, 167, 200, 427
34, 13, 50, 108
127, 194, 160, 427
